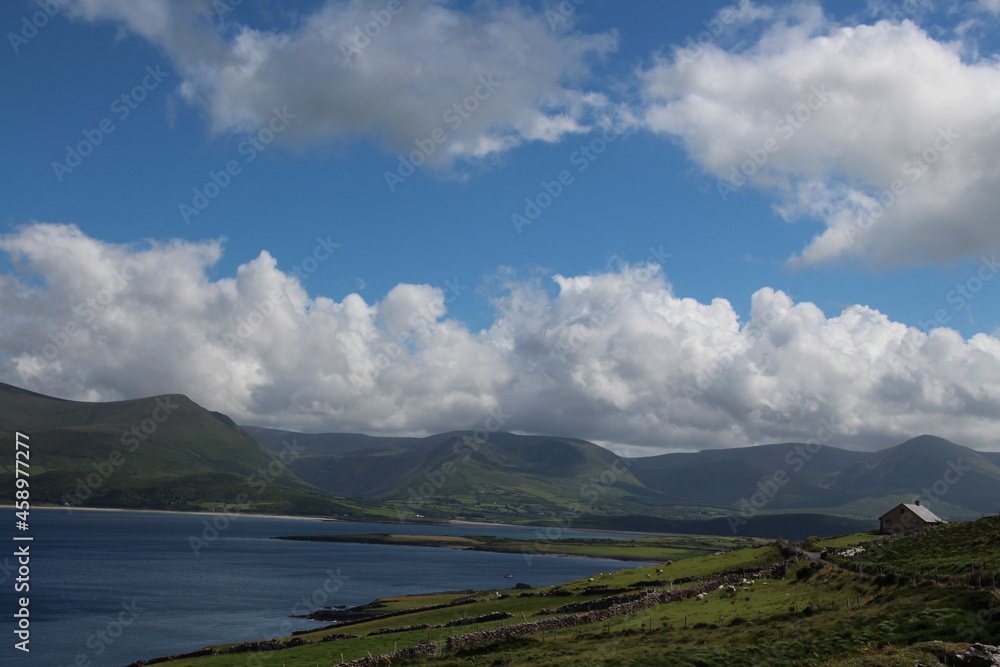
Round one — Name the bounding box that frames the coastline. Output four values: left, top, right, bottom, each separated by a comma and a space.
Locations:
14, 506, 694, 538
275, 533, 663, 563
16, 505, 333, 522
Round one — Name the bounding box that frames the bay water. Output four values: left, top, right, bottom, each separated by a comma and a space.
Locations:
4, 508, 648, 666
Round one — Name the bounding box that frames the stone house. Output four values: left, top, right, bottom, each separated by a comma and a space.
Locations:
879, 500, 945, 535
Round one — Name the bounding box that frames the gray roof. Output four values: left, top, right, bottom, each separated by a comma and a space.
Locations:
894, 503, 945, 523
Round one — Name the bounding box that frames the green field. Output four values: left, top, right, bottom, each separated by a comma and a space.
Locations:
148, 518, 1000, 666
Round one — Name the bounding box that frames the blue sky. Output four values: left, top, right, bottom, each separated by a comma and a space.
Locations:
2, 0, 999, 452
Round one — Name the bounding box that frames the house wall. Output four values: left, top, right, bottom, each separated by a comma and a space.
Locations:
879, 505, 927, 535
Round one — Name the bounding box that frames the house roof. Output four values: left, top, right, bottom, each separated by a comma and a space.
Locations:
883, 503, 945, 524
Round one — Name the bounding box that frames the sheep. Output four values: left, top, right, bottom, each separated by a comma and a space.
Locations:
726, 585, 737, 593
587, 577, 594, 582
696, 593, 706, 601
656, 569, 663, 574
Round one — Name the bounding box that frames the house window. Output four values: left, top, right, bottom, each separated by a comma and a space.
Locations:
885, 519, 893, 529
912, 521, 919, 530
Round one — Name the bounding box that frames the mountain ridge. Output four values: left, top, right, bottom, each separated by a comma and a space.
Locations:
3, 381, 997, 525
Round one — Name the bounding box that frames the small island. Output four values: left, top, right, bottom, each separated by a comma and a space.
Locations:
273, 533, 765, 562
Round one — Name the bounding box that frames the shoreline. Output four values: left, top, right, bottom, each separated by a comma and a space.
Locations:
15, 505, 332, 522
17, 506, 716, 541
275, 534, 663, 563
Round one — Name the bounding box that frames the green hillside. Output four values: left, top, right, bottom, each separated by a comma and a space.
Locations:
0, 382, 381, 517
377, 434, 682, 522
145, 518, 1000, 667
827, 515, 1000, 576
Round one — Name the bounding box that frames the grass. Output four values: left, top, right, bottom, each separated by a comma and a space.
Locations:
810, 531, 883, 550
829, 516, 1000, 576
275, 533, 767, 562
151, 516, 1000, 667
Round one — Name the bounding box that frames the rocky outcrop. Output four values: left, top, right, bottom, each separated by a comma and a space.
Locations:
935, 644, 1000, 667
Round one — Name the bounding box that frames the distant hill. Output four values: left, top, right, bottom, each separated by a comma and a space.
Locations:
3, 379, 996, 528
628, 442, 864, 507
0, 382, 378, 516
240, 425, 999, 525
242, 427, 681, 520
824, 435, 1000, 516
626, 435, 1000, 520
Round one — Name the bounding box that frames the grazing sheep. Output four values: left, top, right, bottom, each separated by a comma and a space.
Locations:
588, 577, 594, 582
717, 585, 725, 590
696, 593, 706, 601
656, 569, 663, 574
726, 585, 736, 593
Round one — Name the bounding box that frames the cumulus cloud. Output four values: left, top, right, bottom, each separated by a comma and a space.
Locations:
3, 223, 999, 452
63, 0, 618, 165
640, 2, 1000, 267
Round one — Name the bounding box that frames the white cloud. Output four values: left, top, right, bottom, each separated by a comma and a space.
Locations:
977, 0, 1000, 15
63, 0, 618, 165
640, 3, 1000, 267
3, 223, 999, 452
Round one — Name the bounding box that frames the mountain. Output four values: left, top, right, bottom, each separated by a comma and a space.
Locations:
628, 435, 1000, 520
241, 423, 1000, 523
246, 424, 1000, 522
241, 427, 681, 520
825, 435, 1000, 516
628, 442, 864, 508
4, 380, 996, 527
0, 382, 376, 516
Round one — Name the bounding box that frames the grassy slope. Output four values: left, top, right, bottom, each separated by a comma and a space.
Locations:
158, 517, 1000, 667
827, 516, 1000, 575
379, 436, 683, 522
0, 382, 387, 517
